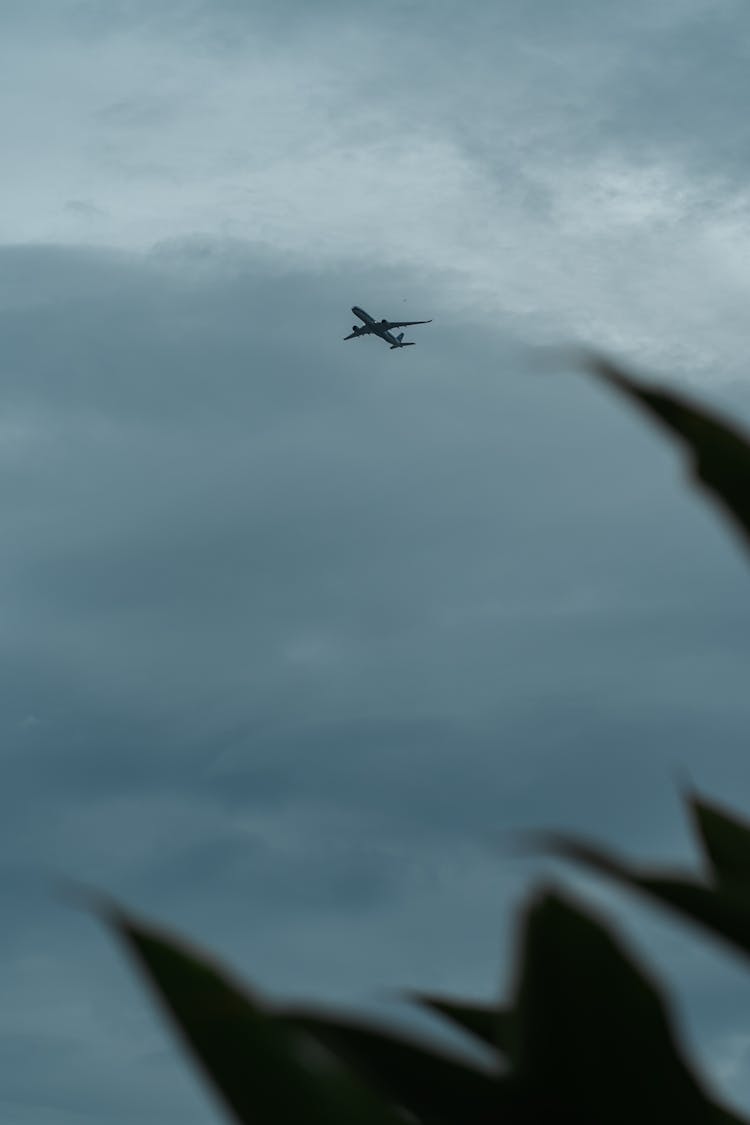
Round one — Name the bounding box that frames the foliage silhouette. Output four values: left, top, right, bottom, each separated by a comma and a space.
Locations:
534, 794, 750, 962
104, 900, 403, 1125
407, 994, 510, 1051
586, 355, 750, 551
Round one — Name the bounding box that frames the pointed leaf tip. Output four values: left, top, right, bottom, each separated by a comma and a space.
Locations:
584, 353, 750, 552
102, 906, 401, 1125
511, 889, 732, 1124
408, 993, 513, 1053
281, 1004, 502, 1125
689, 794, 750, 884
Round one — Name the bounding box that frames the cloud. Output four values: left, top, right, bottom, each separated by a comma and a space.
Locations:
3, 4, 750, 377
0, 243, 746, 903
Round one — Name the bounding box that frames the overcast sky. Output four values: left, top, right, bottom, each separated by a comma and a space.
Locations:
4, 2, 750, 1122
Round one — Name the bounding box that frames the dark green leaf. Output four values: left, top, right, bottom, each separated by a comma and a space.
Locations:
510, 889, 738, 1125
586, 355, 750, 550
103, 904, 402, 1125
408, 994, 513, 1054
689, 793, 750, 884
281, 1005, 508, 1125
540, 834, 750, 962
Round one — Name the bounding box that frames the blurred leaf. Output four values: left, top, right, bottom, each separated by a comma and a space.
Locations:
281, 1005, 506, 1125
509, 889, 739, 1125
537, 834, 750, 962
689, 793, 750, 883
586, 356, 750, 550
409, 994, 513, 1053
102, 904, 403, 1125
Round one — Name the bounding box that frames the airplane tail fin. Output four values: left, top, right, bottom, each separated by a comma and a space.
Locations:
390, 331, 415, 350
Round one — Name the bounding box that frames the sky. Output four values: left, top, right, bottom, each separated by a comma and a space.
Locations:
3, 1, 750, 1121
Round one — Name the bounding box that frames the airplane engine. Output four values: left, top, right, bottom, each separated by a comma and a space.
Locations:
352, 325, 359, 333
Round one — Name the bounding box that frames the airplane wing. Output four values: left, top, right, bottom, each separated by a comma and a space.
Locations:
384, 319, 432, 329
343, 329, 369, 340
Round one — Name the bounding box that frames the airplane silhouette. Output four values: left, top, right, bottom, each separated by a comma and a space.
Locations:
344, 306, 432, 349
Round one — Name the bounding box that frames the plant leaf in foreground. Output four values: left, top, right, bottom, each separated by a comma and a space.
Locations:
532, 793, 750, 961
281, 1005, 504, 1125
586, 355, 750, 551
509, 889, 740, 1125
408, 994, 513, 1053
101, 903, 402, 1125
689, 793, 750, 884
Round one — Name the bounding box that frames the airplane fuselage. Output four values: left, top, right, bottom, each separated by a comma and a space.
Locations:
351, 306, 403, 347
344, 305, 432, 349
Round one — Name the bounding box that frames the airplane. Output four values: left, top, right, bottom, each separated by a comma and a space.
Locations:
344, 306, 432, 349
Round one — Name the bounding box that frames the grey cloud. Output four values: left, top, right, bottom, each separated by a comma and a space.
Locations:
0, 238, 745, 762
4, 1, 750, 385
0, 238, 749, 1119
64, 201, 106, 220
